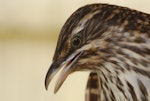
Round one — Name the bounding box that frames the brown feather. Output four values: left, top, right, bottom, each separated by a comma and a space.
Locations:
85, 72, 101, 101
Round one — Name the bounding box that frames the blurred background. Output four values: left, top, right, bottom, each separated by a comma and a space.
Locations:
0, 0, 150, 101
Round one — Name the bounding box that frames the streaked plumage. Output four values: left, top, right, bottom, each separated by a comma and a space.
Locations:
85, 72, 101, 101
45, 3, 150, 101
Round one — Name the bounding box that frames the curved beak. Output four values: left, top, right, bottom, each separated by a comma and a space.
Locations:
45, 62, 60, 90
45, 51, 83, 93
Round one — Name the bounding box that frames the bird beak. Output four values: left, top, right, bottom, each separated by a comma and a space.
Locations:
45, 50, 83, 93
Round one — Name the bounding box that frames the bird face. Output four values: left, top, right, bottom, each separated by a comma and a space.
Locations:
45, 4, 110, 93
45, 34, 86, 93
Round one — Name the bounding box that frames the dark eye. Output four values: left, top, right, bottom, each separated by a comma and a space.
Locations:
71, 36, 82, 48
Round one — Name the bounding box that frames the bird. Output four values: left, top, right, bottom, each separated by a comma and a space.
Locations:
45, 3, 150, 101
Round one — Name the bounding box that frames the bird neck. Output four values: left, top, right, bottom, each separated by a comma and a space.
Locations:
98, 61, 150, 101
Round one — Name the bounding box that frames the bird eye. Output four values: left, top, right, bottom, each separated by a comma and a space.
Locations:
71, 35, 82, 48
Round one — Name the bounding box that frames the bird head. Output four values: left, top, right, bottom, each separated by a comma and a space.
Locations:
44, 3, 150, 101
45, 4, 113, 93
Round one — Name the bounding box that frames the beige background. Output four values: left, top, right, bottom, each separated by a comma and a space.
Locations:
0, 0, 150, 101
